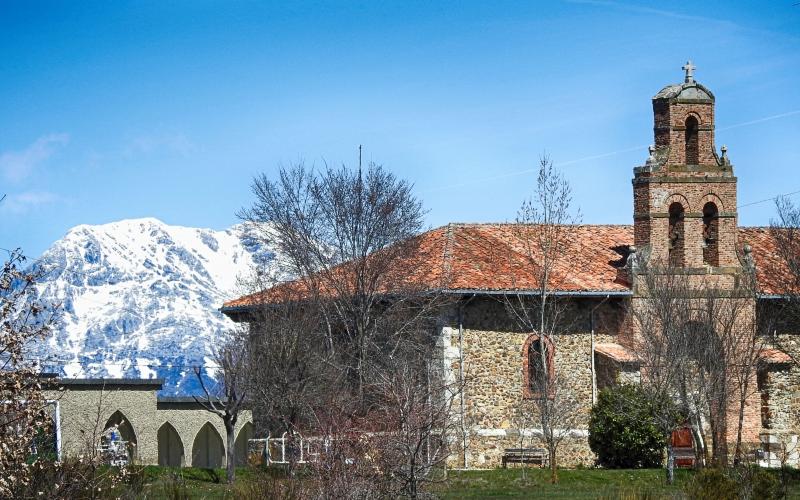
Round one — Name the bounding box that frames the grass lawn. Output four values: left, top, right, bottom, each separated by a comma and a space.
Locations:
434, 468, 693, 499
127, 465, 800, 499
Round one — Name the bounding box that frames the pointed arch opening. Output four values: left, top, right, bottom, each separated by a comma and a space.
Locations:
192, 422, 224, 468
702, 202, 719, 266
668, 202, 686, 267
103, 410, 137, 463
685, 115, 699, 165
234, 422, 254, 466
158, 422, 185, 467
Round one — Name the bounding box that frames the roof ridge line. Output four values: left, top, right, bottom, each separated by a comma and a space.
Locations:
441, 223, 456, 287
443, 222, 633, 227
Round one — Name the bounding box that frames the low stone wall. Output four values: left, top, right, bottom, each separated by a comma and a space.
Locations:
466, 430, 594, 468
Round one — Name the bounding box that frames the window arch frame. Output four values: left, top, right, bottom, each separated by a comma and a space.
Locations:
522, 334, 556, 399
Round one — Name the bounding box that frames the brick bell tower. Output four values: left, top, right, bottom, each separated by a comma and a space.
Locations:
630, 62, 763, 450
633, 61, 741, 284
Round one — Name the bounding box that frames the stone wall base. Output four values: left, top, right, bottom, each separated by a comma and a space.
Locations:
449, 429, 595, 469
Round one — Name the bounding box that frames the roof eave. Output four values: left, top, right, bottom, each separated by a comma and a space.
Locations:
444, 289, 632, 297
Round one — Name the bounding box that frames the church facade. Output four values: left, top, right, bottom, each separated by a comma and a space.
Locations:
223, 64, 799, 468
433, 65, 797, 468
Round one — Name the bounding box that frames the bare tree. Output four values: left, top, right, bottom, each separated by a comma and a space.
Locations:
233, 157, 464, 497
368, 318, 464, 499
0, 249, 58, 497
237, 160, 431, 399
628, 248, 694, 482
194, 327, 249, 484
630, 245, 765, 477
502, 156, 582, 484
244, 278, 337, 475
770, 196, 800, 346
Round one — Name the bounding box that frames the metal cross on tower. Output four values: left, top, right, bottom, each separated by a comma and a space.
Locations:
682, 60, 696, 83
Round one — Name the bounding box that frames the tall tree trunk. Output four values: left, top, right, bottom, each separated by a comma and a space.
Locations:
666, 442, 675, 484
710, 400, 729, 467
734, 383, 749, 465
226, 419, 236, 484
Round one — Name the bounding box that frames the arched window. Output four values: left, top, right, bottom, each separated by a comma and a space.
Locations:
668, 202, 685, 267
685, 116, 699, 165
158, 422, 185, 467
702, 202, 719, 266
522, 334, 555, 399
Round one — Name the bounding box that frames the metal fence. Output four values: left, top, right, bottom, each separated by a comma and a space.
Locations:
248, 433, 329, 465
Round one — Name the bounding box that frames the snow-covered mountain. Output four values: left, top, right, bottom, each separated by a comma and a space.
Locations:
29, 218, 276, 395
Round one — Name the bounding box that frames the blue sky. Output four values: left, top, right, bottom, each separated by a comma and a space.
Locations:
1, 1, 799, 257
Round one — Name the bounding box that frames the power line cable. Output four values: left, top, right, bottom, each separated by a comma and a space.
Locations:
423, 108, 800, 194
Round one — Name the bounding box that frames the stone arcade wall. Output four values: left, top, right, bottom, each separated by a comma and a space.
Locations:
441, 297, 627, 468
45, 379, 252, 467
46, 381, 160, 463
154, 398, 253, 467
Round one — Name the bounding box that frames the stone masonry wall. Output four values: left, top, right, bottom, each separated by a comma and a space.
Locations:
447, 298, 626, 468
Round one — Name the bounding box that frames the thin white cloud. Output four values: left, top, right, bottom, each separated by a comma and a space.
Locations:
123, 132, 196, 158
0, 133, 70, 182
0, 191, 63, 214
564, 0, 740, 28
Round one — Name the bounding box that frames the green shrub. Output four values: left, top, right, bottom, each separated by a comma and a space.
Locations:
588, 385, 670, 468
751, 467, 780, 500
685, 468, 739, 500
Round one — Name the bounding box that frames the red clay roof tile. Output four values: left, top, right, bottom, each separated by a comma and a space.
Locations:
223, 224, 790, 308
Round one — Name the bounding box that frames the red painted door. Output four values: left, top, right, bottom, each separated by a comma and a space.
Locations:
671, 427, 695, 467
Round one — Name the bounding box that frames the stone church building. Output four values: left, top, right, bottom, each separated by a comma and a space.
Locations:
224, 64, 798, 468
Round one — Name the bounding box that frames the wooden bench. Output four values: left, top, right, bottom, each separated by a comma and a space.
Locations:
501, 448, 548, 468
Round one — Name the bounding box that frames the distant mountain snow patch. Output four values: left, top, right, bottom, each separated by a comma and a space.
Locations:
29, 218, 277, 395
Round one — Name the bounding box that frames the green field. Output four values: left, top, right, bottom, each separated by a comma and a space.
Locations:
125, 465, 800, 499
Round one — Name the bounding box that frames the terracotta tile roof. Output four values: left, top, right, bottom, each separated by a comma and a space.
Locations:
222, 224, 791, 309
594, 343, 639, 363
440, 223, 633, 293
759, 348, 793, 365
737, 227, 793, 296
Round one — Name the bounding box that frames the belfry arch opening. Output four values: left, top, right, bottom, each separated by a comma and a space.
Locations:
685, 116, 699, 165
668, 202, 686, 267
703, 202, 719, 266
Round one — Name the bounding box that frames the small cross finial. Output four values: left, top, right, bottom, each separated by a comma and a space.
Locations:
682, 60, 696, 83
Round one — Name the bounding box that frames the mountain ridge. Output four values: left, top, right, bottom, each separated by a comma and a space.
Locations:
29, 217, 275, 394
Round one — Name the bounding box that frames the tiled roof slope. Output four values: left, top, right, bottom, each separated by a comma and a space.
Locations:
223, 224, 788, 309
738, 227, 790, 296
440, 223, 632, 293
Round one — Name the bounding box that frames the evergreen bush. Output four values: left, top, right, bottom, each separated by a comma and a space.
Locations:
588, 385, 668, 468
